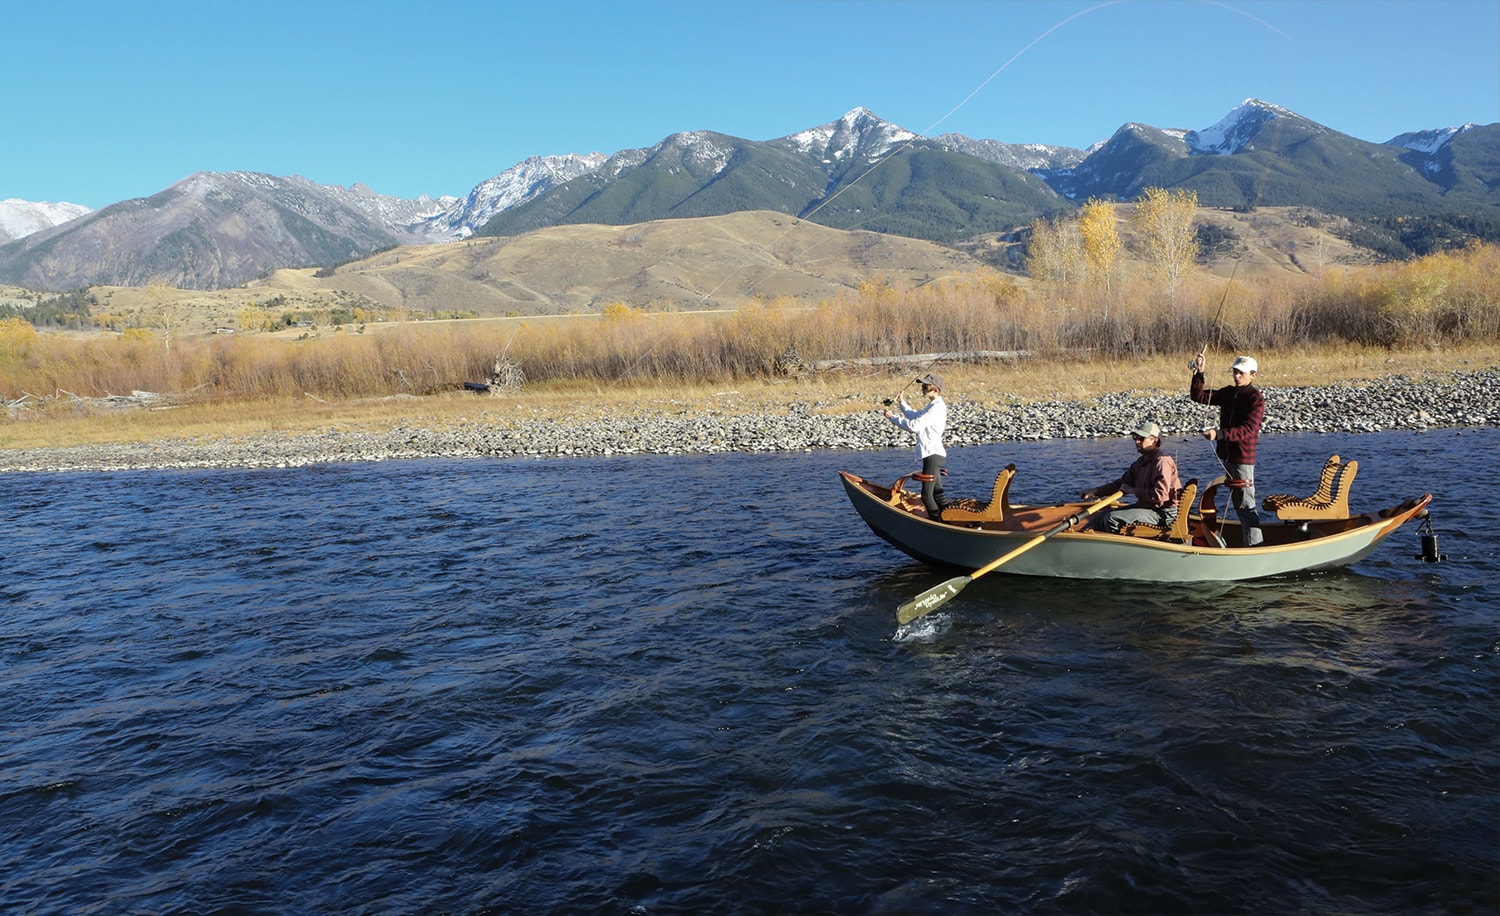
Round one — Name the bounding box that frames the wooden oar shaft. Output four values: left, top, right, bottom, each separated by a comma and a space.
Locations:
968, 491, 1121, 581
896, 491, 1122, 625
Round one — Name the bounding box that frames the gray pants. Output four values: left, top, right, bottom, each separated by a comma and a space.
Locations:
1093, 505, 1177, 533
1228, 462, 1264, 547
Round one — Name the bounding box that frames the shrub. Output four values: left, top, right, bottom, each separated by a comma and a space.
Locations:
2, 244, 1494, 402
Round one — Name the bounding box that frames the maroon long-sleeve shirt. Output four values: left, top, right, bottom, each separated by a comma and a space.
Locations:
1094, 450, 1182, 509
1190, 373, 1264, 465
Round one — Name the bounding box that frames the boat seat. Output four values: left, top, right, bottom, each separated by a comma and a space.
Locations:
1263, 455, 1358, 520
1262, 455, 1339, 513
1191, 476, 1229, 547
1118, 479, 1198, 543
938, 464, 1017, 524
885, 475, 928, 513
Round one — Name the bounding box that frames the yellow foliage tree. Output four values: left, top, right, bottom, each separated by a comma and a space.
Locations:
1131, 187, 1200, 308
1078, 198, 1122, 292
239, 305, 270, 333
0, 315, 38, 364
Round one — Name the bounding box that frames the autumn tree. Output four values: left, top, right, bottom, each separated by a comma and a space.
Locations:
1078, 198, 1122, 293
1132, 187, 1200, 308
1026, 216, 1084, 289
239, 304, 270, 332
0, 316, 39, 370
144, 277, 182, 352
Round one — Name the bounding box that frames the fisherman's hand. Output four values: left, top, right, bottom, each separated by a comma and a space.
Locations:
1202, 428, 1218, 441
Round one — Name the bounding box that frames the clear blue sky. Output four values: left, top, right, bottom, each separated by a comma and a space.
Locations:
6, 0, 1497, 209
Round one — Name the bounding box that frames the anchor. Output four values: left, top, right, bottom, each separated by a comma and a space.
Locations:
1414, 513, 1446, 563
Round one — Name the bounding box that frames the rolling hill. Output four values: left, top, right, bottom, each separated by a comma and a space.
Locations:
59, 203, 1380, 339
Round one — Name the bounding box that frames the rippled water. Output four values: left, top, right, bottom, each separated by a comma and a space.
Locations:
3, 429, 1496, 914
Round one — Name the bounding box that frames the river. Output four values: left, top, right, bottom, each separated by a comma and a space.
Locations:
3, 428, 1496, 914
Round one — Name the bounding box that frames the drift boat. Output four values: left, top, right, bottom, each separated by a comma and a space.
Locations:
840, 455, 1435, 585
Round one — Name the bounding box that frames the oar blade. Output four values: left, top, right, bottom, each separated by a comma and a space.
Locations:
892, 490, 1123, 626
896, 575, 972, 625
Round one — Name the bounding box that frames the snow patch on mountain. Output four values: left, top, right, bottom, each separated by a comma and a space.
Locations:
931, 134, 1086, 170
655, 131, 736, 176
0, 199, 92, 243
420, 153, 608, 240
168, 172, 455, 233
337, 182, 456, 230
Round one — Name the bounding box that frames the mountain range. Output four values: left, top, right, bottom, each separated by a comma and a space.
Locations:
1, 100, 1494, 293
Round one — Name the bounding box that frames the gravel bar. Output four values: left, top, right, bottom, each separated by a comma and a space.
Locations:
2, 369, 1493, 473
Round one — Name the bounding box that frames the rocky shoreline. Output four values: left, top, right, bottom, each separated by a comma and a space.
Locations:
2, 369, 1493, 473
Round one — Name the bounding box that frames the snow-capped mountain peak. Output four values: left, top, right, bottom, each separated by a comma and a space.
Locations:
420, 153, 608, 241
0, 198, 92, 243
1386, 123, 1479, 154
1186, 98, 1300, 155
778, 107, 918, 162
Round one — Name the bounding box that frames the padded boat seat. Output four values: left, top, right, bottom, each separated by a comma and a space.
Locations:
1263, 455, 1358, 520
1118, 479, 1198, 543
939, 464, 1017, 524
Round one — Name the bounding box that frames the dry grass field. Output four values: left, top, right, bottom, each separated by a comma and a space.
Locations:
46, 204, 1375, 335
251, 210, 983, 316
4, 212, 1495, 453
4, 341, 1493, 452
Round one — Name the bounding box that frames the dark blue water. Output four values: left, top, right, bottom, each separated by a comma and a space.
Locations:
3, 429, 1496, 915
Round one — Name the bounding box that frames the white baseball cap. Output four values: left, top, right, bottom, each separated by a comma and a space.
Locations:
1231, 356, 1258, 374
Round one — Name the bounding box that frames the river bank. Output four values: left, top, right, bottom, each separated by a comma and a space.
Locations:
1, 367, 1492, 473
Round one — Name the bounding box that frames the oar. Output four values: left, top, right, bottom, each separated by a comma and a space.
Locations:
896, 490, 1123, 625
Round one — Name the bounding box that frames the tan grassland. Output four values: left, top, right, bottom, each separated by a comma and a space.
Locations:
4, 217, 1496, 454
74, 210, 984, 332
68, 205, 1370, 334
3, 342, 1493, 453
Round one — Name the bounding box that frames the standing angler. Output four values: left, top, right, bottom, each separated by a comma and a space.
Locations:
885, 373, 948, 521
1190, 350, 1265, 546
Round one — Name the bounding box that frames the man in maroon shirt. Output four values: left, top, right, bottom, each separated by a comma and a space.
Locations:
1190, 351, 1265, 546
